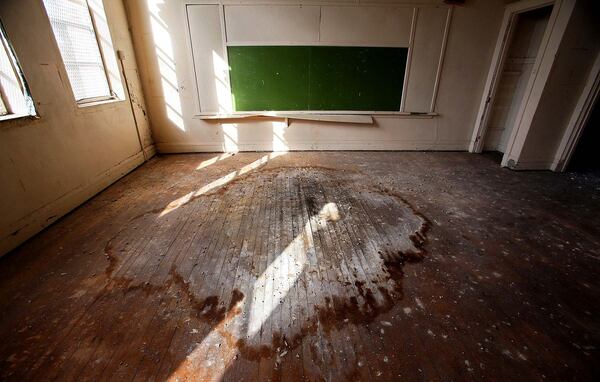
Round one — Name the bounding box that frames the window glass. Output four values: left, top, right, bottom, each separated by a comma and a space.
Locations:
44, 0, 111, 102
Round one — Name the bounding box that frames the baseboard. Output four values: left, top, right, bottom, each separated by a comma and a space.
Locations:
0, 147, 154, 257
507, 159, 555, 171
550, 157, 566, 172
144, 144, 157, 159
156, 140, 470, 153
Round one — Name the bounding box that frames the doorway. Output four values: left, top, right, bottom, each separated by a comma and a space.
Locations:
568, 97, 600, 172
483, 6, 553, 155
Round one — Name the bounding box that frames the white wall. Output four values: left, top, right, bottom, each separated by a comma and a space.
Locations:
126, 0, 506, 153
0, 0, 154, 256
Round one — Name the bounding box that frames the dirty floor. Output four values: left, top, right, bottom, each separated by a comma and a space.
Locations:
0, 152, 598, 381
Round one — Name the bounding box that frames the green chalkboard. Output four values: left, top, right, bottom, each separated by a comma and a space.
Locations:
227, 46, 407, 111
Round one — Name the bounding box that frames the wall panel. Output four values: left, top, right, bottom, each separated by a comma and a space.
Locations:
188, 4, 226, 113
319, 6, 413, 46
404, 7, 449, 112
225, 5, 320, 44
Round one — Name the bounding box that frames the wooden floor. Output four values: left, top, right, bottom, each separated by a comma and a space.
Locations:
0, 152, 598, 381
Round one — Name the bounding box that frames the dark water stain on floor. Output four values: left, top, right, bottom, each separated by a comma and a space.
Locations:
101, 167, 429, 377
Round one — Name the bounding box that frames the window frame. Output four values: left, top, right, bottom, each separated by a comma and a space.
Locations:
44, 0, 123, 106
0, 89, 9, 116
0, 20, 37, 121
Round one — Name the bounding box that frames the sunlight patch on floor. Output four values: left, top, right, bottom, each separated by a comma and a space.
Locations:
247, 202, 339, 336
196, 152, 235, 170
167, 202, 340, 381
160, 152, 286, 216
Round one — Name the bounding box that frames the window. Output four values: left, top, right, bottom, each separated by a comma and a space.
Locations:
43, 0, 120, 104
0, 20, 36, 120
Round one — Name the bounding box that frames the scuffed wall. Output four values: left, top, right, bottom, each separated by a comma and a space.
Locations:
125, 0, 505, 152
0, 0, 154, 256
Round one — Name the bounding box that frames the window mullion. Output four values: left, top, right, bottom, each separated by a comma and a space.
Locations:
85, 0, 114, 99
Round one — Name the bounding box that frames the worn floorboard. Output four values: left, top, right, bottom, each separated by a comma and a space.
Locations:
0, 152, 598, 381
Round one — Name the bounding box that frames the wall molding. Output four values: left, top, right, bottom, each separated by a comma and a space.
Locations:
143, 144, 157, 159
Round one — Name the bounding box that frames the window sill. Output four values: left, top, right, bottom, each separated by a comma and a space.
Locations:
0, 113, 38, 122
77, 97, 124, 109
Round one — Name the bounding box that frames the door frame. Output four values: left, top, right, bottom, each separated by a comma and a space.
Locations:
468, 0, 570, 166
551, 52, 600, 172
